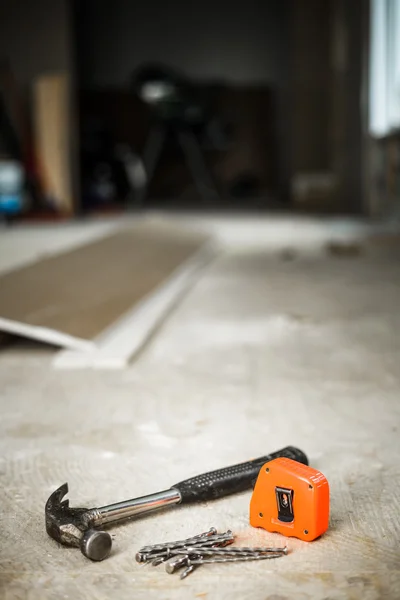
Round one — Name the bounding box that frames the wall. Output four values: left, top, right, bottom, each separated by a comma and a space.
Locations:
0, 0, 74, 91
290, 0, 332, 174
330, 0, 365, 213
289, 0, 366, 213
76, 0, 288, 87
0, 0, 78, 212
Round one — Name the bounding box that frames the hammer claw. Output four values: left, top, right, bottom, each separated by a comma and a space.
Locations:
45, 482, 112, 561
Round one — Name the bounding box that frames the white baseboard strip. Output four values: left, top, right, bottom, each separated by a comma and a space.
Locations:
0, 317, 95, 352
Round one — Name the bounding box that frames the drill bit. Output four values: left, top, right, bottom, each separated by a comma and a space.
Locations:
140, 538, 233, 564
178, 553, 284, 579
137, 527, 217, 555
136, 528, 223, 562
170, 546, 288, 557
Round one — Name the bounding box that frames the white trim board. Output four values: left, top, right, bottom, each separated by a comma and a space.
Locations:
0, 317, 95, 352
53, 242, 216, 369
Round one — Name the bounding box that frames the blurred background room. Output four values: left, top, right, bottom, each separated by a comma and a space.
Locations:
1, 0, 388, 219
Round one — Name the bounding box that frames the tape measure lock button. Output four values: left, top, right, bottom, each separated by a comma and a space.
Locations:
275, 486, 294, 523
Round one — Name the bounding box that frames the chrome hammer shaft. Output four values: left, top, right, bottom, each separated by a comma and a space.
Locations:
95, 488, 181, 526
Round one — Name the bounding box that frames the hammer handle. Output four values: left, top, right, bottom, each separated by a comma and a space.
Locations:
172, 446, 308, 503
96, 446, 307, 526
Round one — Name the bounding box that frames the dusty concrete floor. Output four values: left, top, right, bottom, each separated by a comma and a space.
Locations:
0, 216, 399, 599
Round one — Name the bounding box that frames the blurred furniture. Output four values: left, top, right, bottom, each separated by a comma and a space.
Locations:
132, 64, 221, 206
79, 82, 279, 209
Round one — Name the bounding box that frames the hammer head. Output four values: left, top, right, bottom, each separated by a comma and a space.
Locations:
45, 483, 112, 561
45, 483, 91, 547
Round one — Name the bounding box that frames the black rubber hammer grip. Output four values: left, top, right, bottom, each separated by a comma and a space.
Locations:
172, 446, 308, 503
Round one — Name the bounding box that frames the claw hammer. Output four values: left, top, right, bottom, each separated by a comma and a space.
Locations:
45, 446, 307, 561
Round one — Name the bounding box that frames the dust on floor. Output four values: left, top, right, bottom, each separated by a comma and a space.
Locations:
0, 217, 399, 600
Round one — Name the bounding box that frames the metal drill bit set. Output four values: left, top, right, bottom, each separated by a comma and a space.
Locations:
136, 528, 288, 579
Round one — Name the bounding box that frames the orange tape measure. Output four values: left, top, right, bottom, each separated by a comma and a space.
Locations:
250, 457, 329, 541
